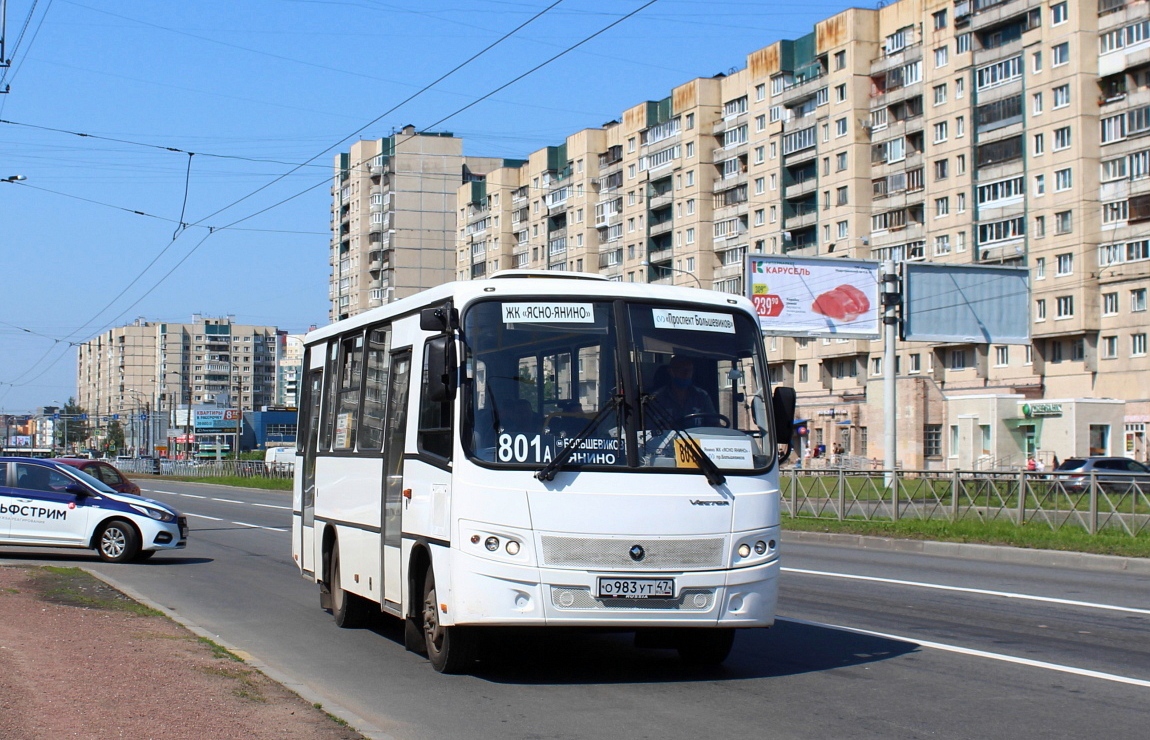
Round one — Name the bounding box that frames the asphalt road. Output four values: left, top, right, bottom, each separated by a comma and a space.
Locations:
4, 479, 1149, 740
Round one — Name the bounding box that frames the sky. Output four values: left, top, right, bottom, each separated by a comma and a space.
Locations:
0, 0, 855, 413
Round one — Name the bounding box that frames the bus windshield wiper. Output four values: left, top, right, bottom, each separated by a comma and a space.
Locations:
535, 394, 624, 482
640, 396, 726, 487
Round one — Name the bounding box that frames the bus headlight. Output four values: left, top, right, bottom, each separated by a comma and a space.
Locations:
732, 531, 777, 567
485, 536, 500, 551
505, 540, 520, 556
738, 543, 752, 558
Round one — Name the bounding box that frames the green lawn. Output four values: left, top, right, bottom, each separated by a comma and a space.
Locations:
783, 515, 1150, 559
146, 475, 292, 491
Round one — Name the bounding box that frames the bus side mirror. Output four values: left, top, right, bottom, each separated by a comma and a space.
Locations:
425, 335, 457, 403
420, 301, 458, 332
772, 386, 796, 442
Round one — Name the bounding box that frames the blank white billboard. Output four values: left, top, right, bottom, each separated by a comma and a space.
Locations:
746, 255, 881, 338
902, 263, 1030, 344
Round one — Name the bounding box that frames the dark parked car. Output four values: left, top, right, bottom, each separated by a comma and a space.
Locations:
1052, 457, 1150, 492
50, 458, 141, 495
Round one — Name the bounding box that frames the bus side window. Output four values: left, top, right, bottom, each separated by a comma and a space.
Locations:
333, 334, 364, 451
359, 326, 391, 453
320, 341, 340, 451
418, 342, 454, 462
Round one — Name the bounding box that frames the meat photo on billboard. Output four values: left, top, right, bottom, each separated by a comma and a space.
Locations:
812, 284, 870, 322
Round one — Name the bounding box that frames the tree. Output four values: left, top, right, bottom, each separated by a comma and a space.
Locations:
62, 397, 89, 449
105, 420, 125, 455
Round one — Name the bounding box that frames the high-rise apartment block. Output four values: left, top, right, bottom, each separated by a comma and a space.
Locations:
76, 316, 282, 451
448, 0, 1150, 468
329, 126, 510, 321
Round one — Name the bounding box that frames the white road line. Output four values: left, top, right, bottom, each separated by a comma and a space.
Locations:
782, 567, 1150, 616
185, 513, 222, 521
782, 617, 1150, 689
213, 498, 243, 504
178, 493, 207, 499
148, 490, 183, 496
251, 503, 291, 510
231, 521, 287, 532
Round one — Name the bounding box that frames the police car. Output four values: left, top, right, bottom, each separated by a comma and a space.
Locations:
0, 457, 187, 562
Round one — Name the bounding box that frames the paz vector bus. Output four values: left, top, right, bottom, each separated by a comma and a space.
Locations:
291, 271, 796, 673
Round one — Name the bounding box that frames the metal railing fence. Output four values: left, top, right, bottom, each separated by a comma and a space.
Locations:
782, 468, 1150, 536
114, 458, 294, 480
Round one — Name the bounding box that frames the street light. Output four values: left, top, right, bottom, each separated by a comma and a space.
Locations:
125, 389, 151, 457
641, 260, 702, 288
3, 175, 27, 182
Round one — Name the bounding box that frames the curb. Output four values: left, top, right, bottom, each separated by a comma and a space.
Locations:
782, 530, 1150, 576
80, 568, 396, 740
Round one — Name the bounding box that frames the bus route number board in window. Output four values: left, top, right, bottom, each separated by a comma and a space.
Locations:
597, 577, 675, 599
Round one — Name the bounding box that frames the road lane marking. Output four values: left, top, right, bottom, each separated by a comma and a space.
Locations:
213, 498, 243, 504
185, 513, 222, 521
782, 567, 1150, 616
231, 521, 287, 532
179, 493, 207, 499
251, 503, 291, 510
782, 617, 1150, 689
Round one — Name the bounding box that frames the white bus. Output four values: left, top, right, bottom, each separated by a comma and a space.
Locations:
291, 272, 795, 673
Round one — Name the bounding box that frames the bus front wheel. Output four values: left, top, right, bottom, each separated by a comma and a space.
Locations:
676, 628, 735, 667
421, 569, 475, 673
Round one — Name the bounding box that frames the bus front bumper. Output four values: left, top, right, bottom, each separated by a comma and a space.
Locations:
445, 551, 778, 628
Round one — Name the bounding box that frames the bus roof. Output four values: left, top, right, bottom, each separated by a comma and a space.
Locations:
305, 277, 753, 346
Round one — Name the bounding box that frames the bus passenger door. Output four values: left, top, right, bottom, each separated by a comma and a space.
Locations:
381, 350, 412, 607
299, 368, 323, 575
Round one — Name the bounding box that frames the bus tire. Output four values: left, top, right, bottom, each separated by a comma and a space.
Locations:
96, 519, 141, 563
330, 541, 370, 628
676, 628, 735, 667
421, 569, 475, 673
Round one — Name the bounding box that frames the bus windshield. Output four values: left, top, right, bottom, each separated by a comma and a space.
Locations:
462, 298, 774, 474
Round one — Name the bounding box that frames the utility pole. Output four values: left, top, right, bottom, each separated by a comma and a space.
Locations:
881, 261, 901, 491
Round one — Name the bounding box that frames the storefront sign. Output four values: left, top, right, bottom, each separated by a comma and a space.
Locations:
1021, 403, 1062, 418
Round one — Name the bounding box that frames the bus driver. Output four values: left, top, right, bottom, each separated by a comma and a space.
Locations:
649, 355, 716, 428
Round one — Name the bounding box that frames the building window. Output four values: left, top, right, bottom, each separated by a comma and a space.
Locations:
1055, 210, 1073, 234
834, 51, 846, 70
1052, 42, 1069, 67
1104, 291, 1119, 315
934, 159, 949, 180
755, 83, 766, 101
1055, 168, 1072, 191
933, 9, 947, 29
924, 425, 942, 457
1052, 2, 1067, 25
1053, 84, 1070, 109
835, 84, 846, 103
995, 346, 1009, 366
1133, 288, 1148, 312
933, 121, 948, 143
935, 197, 950, 217
1053, 127, 1071, 151
934, 234, 951, 255
1034, 133, 1044, 156
1056, 295, 1074, 318
935, 46, 949, 68
1103, 336, 1119, 359
1134, 333, 1148, 357
836, 118, 848, 137
837, 220, 849, 238
836, 186, 848, 205
1036, 257, 1047, 279
1033, 92, 1043, 115
1057, 253, 1073, 275
934, 84, 947, 105
836, 152, 848, 171
1035, 215, 1046, 238
1036, 299, 1046, 320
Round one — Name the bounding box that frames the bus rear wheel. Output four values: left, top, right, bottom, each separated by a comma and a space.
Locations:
421, 569, 475, 673
330, 540, 370, 628
676, 628, 735, 667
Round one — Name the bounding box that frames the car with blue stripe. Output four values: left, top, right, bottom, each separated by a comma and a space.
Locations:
0, 457, 187, 562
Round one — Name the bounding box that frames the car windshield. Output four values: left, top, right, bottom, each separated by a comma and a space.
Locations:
462, 298, 775, 474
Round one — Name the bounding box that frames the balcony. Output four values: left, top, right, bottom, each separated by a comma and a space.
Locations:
648, 190, 673, 209
649, 219, 674, 237
206, 363, 231, 373
784, 203, 819, 230
784, 177, 817, 199
648, 247, 673, 264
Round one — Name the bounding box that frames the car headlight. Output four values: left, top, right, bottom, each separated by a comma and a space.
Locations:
130, 504, 175, 522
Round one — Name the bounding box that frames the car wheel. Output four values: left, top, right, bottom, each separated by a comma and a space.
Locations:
330, 540, 370, 628
96, 519, 141, 563
422, 568, 476, 673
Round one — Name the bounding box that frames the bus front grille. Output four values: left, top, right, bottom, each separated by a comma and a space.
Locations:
540, 535, 725, 570
550, 587, 715, 611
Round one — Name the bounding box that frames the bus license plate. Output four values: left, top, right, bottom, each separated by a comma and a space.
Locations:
597, 577, 674, 599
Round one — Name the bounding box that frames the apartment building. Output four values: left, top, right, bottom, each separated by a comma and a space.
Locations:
446, 0, 1148, 468
76, 315, 280, 451
330, 126, 506, 321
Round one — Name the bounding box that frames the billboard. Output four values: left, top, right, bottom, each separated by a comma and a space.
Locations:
746, 255, 881, 338
902, 263, 1030, 344
194, 408, 241, 431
